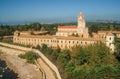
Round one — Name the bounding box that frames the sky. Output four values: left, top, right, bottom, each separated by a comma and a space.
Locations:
0, 0, 120, 24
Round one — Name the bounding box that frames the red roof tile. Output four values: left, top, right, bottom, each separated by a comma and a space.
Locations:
58, 26, 77, 29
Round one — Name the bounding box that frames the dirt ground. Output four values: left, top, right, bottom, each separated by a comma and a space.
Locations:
0, 51, 42, 79
0, 43, 58, 79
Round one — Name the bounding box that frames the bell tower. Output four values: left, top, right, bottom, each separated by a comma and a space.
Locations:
77, 12, 88, 34
78, 12, 85, 29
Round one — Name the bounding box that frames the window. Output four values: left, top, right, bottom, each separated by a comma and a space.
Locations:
109, 43, 111, 46
77, 41, 78, 43
81, 35, 83, 38
109, 37, 111, 40
73, 41, 74, 44
69, 41, 71, 43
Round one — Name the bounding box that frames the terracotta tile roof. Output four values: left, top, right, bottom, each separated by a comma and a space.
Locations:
20, 31, 31, 33
18, 35, 105, 41
58, 26, 77, 29
112, 31, 120, 33
107, 32, 114, 36
57, 31, 77, 32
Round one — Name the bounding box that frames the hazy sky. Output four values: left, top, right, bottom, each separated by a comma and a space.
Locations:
0, 0, 120, 24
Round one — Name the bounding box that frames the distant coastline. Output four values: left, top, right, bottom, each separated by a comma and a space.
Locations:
0, 19, 120, 25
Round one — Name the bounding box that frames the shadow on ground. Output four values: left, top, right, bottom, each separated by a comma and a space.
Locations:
0, 60, 19, 79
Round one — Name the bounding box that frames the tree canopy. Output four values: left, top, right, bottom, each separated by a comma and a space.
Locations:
36, 43, 120, 79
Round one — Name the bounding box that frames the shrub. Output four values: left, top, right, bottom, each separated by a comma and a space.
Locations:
18, 51, 39, 64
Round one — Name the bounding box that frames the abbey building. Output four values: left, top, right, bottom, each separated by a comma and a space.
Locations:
13, 12, 120, 53
56, 12, 89, 38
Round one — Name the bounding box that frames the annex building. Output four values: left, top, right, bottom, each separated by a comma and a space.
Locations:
13, 12, 120, 53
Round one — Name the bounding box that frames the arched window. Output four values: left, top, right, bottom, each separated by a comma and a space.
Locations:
73, 41, 74, 44
69, 41, 71, 43
109, 43, 111, 46
81, 35, 83, 38
109, 37, 111, 40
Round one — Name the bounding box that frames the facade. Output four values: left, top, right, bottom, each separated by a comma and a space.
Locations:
13, 12, 118, 53
56, 12, 89, 38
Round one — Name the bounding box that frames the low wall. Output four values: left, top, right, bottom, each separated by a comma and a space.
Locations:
0, 42, 61, 79
34, 50, 61, 79
0, 46, 25, 55
0, 42, 32, 51
35, 60, 46, 79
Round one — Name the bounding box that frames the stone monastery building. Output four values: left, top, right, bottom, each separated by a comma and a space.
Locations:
56, 12, 89, 38
13, 12, 120, 53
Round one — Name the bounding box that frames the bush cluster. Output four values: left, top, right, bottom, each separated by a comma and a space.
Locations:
18, 51, 39, 64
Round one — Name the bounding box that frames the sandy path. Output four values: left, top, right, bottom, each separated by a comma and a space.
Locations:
37, 58, 56, 79
0, 42, 60, 79
0, 46, 42, 79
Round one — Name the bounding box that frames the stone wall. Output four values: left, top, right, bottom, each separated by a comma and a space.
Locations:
34, 50, 61, 79
0, 42, 61, 79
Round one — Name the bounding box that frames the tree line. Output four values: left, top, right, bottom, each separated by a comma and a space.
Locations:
87, 22, 120, 35
36, 43, 120, 79
0, 22, 120, 37
0, 22, 58, 36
